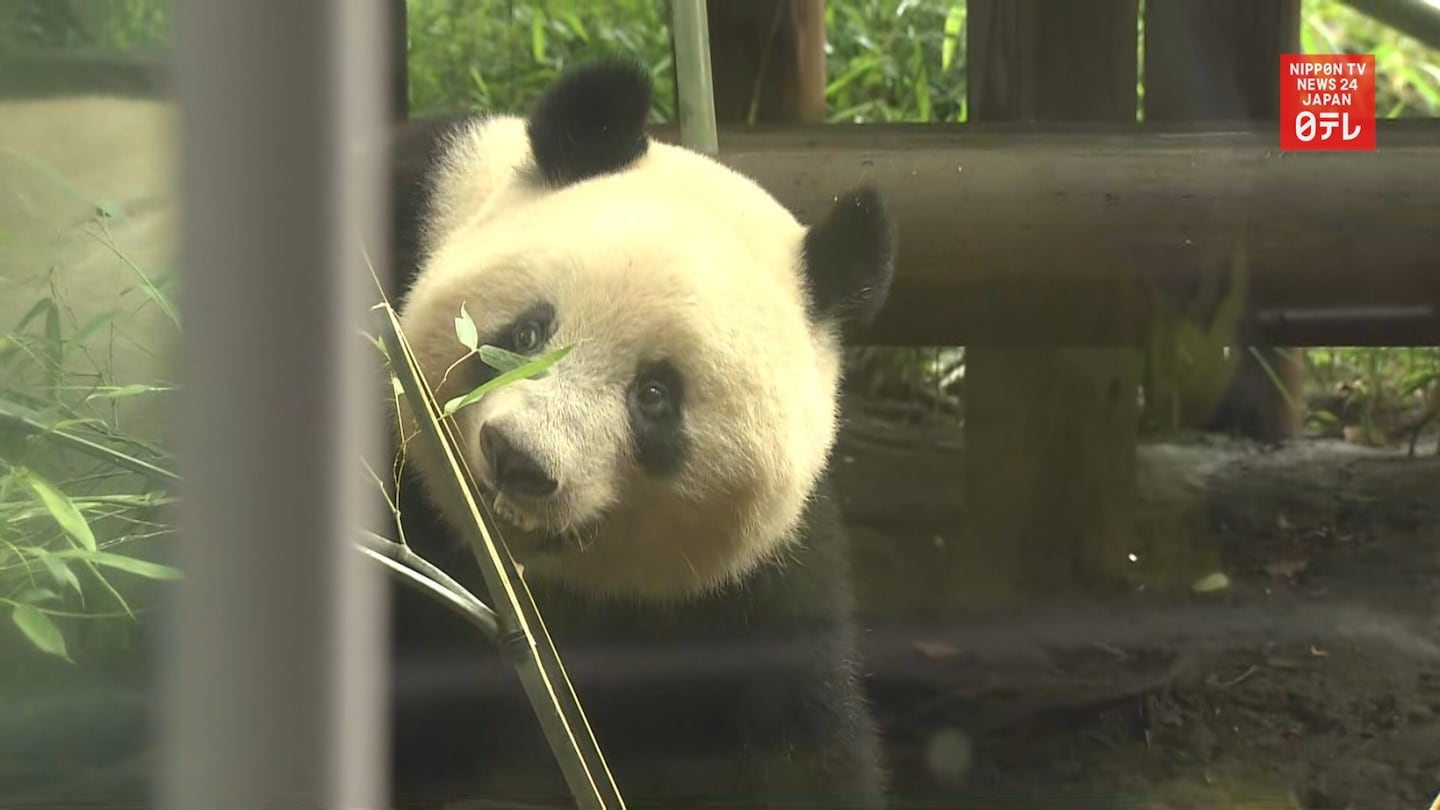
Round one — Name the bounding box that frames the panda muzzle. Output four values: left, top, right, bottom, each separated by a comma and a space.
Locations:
480, 424, 559, 499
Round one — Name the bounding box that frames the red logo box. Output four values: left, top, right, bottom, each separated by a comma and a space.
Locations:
1279, 54, 1376, 151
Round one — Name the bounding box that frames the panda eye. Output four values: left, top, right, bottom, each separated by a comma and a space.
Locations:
635, 380, 670, 415
512, 320, 545, 354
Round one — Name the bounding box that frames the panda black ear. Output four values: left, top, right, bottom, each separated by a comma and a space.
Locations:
526, 59, 652, 188
800, 186, 897, 329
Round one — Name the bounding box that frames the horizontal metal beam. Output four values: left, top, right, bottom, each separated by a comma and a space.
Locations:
652, 120, 1440, 346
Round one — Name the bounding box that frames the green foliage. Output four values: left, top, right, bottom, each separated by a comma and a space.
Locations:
1, 141, 180, 660
1305, 0, 1440, 117
0, 0, 167, 52
825, 0, 967, 123
1304, 346, 1440, 446
404, 0, 676, 119
6, 1, 1435, 121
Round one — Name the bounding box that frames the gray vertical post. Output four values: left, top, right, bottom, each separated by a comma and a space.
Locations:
162, 0, 389, 807
670, 0, 720, 154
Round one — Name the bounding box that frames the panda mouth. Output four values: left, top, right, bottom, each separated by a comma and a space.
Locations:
490, 492, 544, 533
479, 489, 592, 555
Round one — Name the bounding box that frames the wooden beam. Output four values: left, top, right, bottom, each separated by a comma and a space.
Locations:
650, 121, 1440, 347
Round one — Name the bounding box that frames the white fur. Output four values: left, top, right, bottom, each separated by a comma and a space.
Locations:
398, 116, 845, 602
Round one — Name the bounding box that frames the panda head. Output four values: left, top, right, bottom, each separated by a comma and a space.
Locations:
398, 60, 895, 602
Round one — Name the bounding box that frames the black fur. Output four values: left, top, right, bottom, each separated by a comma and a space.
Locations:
800, 188, 897, 329
497, 301, 559, 355
388, 474, 885, 809
629, 359, 688, 476
525, 59, 652, 189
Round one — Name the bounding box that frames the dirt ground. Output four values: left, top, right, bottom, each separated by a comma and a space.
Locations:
831, 397, 1440, 810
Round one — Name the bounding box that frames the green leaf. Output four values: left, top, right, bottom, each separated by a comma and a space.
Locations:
22, 472, 97, 552
38, 551, 82, 594
12, 295, 52, 333
443, 343, 575, 416
12, 603, 68, 660
73, 310, 119, 343
531, 9, 548, 62
85, 384, 171, 401
478, 344, 531, 373
913, 65, 932, 122
136, 278, 180, 327
44, 297, 63, 370
454, 303, 479, 352
49, 550, 182, 581
942, 5, 963, 73
17, 587, 61, 604
560, 10, 588, 41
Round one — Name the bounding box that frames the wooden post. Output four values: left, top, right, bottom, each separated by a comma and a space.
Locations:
1144, 0, 1305, 442
705, 0, 827, 125
962, 0, 1142, 595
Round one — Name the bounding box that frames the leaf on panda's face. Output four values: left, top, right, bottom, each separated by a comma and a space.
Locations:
442, 343, 575, 416
478, 345, 530, 374
455, 303, 479, 352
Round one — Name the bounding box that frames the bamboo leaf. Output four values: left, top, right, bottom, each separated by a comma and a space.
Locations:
454, 303, 479, 352
12, 603, 68, 660
443, 344, 574, 416
38, 551, 82, 594
49, 550, 182, 581
477, 344, 531, 373
22, 471, 97, 552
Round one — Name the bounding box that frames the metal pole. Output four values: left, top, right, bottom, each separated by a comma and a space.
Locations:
670, 0, 719, 154
161, 0, 388, 807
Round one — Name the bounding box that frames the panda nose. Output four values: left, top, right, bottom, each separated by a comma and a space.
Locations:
480, 425, 559, 498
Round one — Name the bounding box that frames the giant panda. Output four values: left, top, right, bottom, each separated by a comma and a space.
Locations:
383, 59, 897, 808
0, 58, 897, 809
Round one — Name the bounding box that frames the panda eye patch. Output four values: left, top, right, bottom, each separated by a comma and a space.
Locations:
512, 320, 545, 353
498, 302, 556, 355
629, 360, 687, 476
